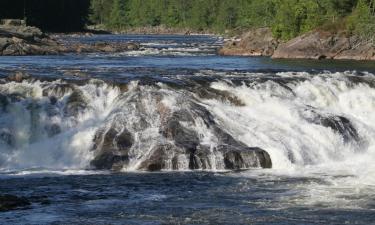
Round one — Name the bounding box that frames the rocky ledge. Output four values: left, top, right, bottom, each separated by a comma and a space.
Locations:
219, 28, 278, 56
0, 25, 140, 56
220, 28, 375, 61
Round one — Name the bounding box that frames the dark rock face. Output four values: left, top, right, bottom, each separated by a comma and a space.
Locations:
0, 195, 31, 211
302, 108, 360, 143
91, 127, 134, 170
222, 147, 272, 170
64, 90, 88, 116
89, 86, 272, 171
320, 116, 360, 143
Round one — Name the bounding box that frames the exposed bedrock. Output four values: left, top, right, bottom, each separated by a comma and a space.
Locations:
272, 30, 375, 60
219, 28, 279, 56
220, 28, 375, 61
0, 25, 140, 56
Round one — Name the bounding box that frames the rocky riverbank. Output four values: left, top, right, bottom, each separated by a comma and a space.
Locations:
220, 28, 375, 61
0, 25, 140, 56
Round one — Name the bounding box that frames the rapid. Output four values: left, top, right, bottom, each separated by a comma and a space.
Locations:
0, 35, 375, 224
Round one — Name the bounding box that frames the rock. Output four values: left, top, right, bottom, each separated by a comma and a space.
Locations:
89, 87, 272, 171
0, 37, 10, 51
221, 146, 272, 169
64, 89, 88, 116
139, 144, 182, 171
7, 72, 30, 82
91, 127, 134, 170
0, 94, 9, 111
272, 30, 375, 60
1, 19, 25, 27
195, 87, 245, 106
90, 152, 129, 170
0, 195, 31, 211
125, 42, 140, 51
219, 28, 278, 56
320, 116, 360, 143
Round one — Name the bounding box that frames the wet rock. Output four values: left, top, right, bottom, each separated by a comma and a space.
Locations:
64, 89, 88, 116
139, 144, 183, 171
196, 87, 245, 106
0, 195, 31, 211
320, 116, 360, 143
91, 127, 134, 170
43, 83, 75, 99
7, 72, 30, 82
116, 129, 133, 151
163, 119, 199, 151
221, 146, 272, 169
0, 94, 9, 111
90, 152, 129, 170
303, 108, 360, 143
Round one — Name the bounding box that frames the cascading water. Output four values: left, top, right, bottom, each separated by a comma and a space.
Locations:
2, 35, 375, 224
1, 71, 374, 175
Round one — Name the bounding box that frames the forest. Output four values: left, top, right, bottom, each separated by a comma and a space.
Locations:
0, 0, 374, 41
91, 0, 375, 41
0, 0, 90, 32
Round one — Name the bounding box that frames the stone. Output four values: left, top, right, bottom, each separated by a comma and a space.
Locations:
7, 72, 30, 82
219, 28, 279, 56
0, 195, 30, 211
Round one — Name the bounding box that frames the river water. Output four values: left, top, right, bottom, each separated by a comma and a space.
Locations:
0, 35, 375, 224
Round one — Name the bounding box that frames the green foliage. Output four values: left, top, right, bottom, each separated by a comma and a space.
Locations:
89, 0, 375, 41
348, 0, 375, 43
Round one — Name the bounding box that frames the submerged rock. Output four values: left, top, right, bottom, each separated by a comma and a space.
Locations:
0, 195, 30, 211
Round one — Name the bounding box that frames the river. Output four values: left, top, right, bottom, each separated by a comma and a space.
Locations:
0, 35, 375, 224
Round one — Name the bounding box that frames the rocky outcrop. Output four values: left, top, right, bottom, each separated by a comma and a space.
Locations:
89, 85, 272, 171
0, 195, 30, 211
219, 28, 279, 56
0, 25, 62, 56
272, 30, 375, 60
221, 28, 375, 61
0, 25, 140, 56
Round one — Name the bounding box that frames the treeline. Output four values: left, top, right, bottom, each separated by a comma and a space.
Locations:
0, 0, 90, 32
91, 0, 375, 41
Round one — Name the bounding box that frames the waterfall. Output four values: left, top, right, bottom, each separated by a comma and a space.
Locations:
0, 71, 374, 173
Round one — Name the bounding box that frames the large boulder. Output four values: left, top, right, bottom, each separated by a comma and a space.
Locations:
89, 89, 273, 171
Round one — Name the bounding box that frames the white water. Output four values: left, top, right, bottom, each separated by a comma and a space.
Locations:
1, 71, 375, 209
0, 73, 375, 176
204, 71, 375, 209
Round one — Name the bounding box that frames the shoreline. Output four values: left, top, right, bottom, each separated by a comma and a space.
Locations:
219, 28, 375, 61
